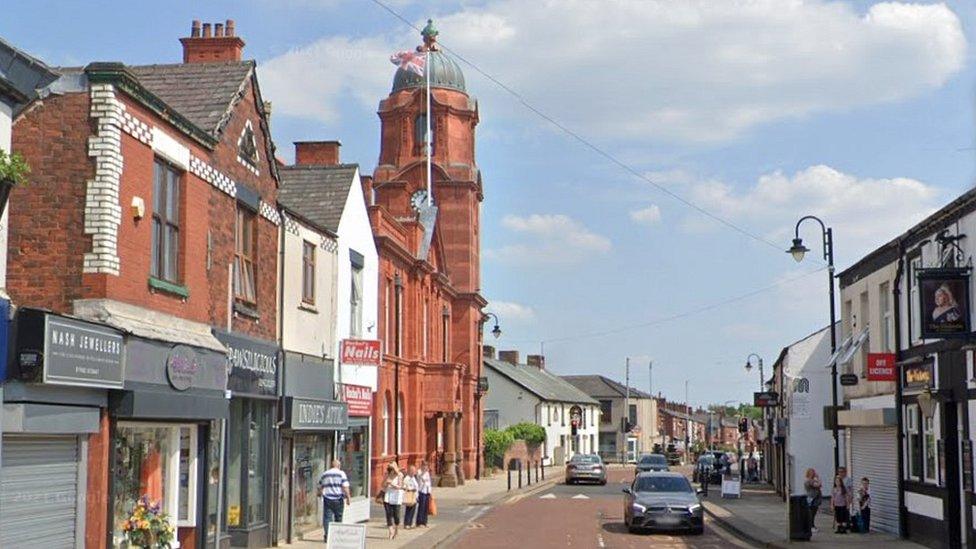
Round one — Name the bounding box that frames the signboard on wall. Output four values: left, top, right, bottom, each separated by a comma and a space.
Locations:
285, 397, 348, 431
754, 392, 779, 407
918, 268, 971, 339
866, 353, 897, 382
903, 359, 934, 389
340, 339, 381, 366
213, 329, 280, 397
342, 384, 373, 417
18, 310, 126, 389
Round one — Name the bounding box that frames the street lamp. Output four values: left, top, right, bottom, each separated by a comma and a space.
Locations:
788, 215, 839, 472
744, 353, 765, 392
482, 312, 502, 339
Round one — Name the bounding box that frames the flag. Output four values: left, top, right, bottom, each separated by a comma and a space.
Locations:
390, 50, 426, 77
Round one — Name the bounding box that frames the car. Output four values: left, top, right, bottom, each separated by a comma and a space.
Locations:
635, 453, 669, 474
623, 471, 705, 535
691, 455, 722, 485
565, 453, 607, 485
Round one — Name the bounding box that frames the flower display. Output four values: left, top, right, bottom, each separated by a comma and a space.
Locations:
122, 495, 175, 548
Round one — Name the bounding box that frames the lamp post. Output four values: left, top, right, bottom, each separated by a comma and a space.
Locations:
744, 354, 764, 392
482, 312, 503, 339
787, 215, 839, 472
477, 312, 502, 480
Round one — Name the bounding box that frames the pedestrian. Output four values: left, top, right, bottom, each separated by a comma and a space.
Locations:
382, 462, 404, 540
402, 464, 419, 528
719, 453, 730, 477
831, 474, 850, 534
318, 459, 351, 544
416, 460, 433, 528
748, 456, 758, 482
857, 477, 871, 533
804, 468, 823, 533
697, 457, 710, 496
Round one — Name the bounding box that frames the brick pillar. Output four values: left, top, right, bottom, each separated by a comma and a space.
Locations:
439, 413, 458, 487
86, 410, 110, 549
456, 412, 465, 485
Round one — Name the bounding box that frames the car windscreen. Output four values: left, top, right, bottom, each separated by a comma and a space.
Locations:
571, 455, 600, 464
634, 476, 693, 493
639, 455, 667, 465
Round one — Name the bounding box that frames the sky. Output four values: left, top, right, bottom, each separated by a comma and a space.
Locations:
5, 0, 976, 408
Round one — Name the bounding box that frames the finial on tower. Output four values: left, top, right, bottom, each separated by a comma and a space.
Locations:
421, 19, 439, 51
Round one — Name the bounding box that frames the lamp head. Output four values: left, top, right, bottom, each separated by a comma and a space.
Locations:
745, 361, 753, 372
788, 238, 809, 263
491, 324, 502, 339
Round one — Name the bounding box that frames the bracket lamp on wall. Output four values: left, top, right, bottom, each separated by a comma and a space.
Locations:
917, 386, 938, 419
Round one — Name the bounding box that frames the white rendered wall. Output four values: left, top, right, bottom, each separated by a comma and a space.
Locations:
0, 101, 11, 287
281, 217, 338, 358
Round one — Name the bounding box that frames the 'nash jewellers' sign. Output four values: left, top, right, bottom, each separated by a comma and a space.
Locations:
213, 329, 280, 397
15, 310, 125, 389
285, 397, 348, 431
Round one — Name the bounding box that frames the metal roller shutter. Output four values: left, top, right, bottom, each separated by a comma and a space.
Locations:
0, 435, 81, 549
850, 427, 899, 534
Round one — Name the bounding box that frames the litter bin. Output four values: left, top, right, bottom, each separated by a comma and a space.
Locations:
789, 495, 811, 541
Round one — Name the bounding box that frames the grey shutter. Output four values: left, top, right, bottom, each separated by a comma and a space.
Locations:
0, 435, 81, 548
850, 427, 899, 534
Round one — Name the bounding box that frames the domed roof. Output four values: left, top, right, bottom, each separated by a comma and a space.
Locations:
391, 19, 466, 94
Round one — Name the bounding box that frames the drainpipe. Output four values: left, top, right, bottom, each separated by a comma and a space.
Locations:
893, 241, 907, 538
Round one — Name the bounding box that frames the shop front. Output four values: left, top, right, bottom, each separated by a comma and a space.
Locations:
2, 308, 121, 549
213, 329, 280, 548
339, 383, 372, 523
108, 335, 229, 549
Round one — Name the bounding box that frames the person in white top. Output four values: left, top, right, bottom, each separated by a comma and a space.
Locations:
416, 460, 433, 527
318, 459, 351, 543
403, 465, 420, 528
382, 463, 404, 540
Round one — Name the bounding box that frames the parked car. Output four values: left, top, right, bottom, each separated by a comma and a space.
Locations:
623, 472, 704, 535
565, 453, 607, 485
635, 453, 669, 474
692, 455, 722, 484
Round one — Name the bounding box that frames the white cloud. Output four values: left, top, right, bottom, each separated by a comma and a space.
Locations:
486, 300, 536, 321
260, 2, 964, 142
630, 204, 662, 226
486, 213, 611, 264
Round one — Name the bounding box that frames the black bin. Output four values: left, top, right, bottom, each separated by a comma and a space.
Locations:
789, 495, 811, 541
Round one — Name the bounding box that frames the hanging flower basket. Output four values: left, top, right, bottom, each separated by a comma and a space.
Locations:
0, 149, 30, 217
122, 495, 175, 548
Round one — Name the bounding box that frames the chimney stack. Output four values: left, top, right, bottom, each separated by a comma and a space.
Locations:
361, 175, 375, 205
294, 141, 341, 166
483, 345, 496, 359
498, 350, 520, 365
181, 19, 245, 64
526, 355, 545, 369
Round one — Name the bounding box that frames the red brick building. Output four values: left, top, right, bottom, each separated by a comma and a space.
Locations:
369, 21, 486, 488
9, 20, 280, 548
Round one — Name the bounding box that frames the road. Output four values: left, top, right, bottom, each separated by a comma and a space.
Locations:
446, 465, 751, 549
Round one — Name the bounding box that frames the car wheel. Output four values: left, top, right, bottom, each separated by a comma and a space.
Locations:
600, 479, 607, 485
691, 527, 704, 536
627, 522, 641, 534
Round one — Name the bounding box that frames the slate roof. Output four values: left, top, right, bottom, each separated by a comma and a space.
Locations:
278, 164, 359, 234
128, 61, 253, 137
484, 357, 598, 405
0, 36, 58, 112
562, 374, 653, 400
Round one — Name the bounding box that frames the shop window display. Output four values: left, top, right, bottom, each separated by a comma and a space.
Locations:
227, 399, 274, 529
292, 435, 327, 535
339, 425, 369, 499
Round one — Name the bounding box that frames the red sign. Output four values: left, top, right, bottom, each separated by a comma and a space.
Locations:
867, 353, 897, 382
343, 384, 373, 417
340, 339, 381, 366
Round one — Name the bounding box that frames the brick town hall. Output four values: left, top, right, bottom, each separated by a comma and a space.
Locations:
368, 21, 487, 489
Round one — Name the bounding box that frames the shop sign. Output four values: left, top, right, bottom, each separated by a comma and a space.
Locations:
918, 268, 971, 339
286, 397, 348, 431
166, 345, 199, 391
754, 391, 779, 407
43, 314, 124, 389
213, 329, 280, 397
342, 384, 373, 417
340, 339, 381, 366
840, 373, 859, 386
903, 360, 933, 389
326, 523, 366, 549
963, 440, 974, 492
866, 353, 897, 382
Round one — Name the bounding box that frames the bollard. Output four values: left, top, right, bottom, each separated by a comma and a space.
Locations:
508, 466, 512, 491
536, 460, 540, 483
518, 461, 523, 489
527, 461, 532, 486
541, 462, 545, 480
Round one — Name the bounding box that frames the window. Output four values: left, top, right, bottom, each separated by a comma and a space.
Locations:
384, 281, 391, 354
858, 290, 869, 374
561, 404, 566, 427
422, 298, 429, 358
484, 410, 500, 431
382, 395, 390, 456
226, 399, 272, 527
441, 307, 450, 362
338, 424, 369, 499
600, 400, 612, 424
924, 412, 938, 483
394, 277, 403, 357
880, 281, 893, 352
350, 262, 364, 337
238, 122, 259, 166
234, 208, 257, 303
591, 406, 595, 427
151, 158, 181, 282
301, 241, 315, 304
629, 404, 638, 427
906, 404, 921, 479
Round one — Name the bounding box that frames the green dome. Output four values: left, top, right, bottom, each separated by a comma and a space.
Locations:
392, 49, 466, 94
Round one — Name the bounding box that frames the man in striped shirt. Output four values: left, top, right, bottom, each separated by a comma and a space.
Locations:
319, 459, 351, 542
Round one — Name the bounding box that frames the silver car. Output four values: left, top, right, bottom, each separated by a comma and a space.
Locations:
623, 471, 704, 534
565, 453, 607, 485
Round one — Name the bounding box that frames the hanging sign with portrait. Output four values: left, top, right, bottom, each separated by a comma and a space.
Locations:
918, 268, 971, 339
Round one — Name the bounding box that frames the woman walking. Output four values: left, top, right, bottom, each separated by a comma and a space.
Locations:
831, 474, 851, 534
804, 468, 822, 533
382, 463, 404, 540
415, 461, 433, 528
403, 465, 420, 529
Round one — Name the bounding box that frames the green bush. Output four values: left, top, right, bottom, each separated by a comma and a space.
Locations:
505, 422, 546, 445
483, 429, 514, 468
0, 150, 30, 186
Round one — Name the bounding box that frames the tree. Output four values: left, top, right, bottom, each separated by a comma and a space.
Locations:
483, 429, 515, 468
505, 422, 546, 445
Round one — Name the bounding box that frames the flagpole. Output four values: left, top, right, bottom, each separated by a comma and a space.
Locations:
425, 48, 433, 206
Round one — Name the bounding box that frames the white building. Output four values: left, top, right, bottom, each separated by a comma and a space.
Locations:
280, 141, 378, 525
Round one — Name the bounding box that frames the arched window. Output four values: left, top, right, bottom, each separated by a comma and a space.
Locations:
383, 393, 391, 456
397, 394, 405, 455
415, 113, 435, 154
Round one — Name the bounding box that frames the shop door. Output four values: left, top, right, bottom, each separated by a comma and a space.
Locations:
850, 427, 899, 534
0, 435, 82, 548
626, 438, 638, 462
277, 437, 292, 544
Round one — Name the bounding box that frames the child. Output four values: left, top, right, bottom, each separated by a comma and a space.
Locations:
831, 474, 850, 534
856, 477, 871, 533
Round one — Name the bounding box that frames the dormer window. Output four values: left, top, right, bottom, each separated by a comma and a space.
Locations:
238, 121, 259, 167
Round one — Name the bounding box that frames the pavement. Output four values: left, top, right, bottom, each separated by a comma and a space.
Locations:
278, 464, 562, 549
700, 482, 926, 548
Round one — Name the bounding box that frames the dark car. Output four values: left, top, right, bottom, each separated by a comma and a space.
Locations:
692, 455, 722, 484
623, 472, 704, 535
635, 453, 669, 474
565, 453, 607, 485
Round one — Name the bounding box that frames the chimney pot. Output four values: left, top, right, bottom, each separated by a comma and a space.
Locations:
202, 23, 212, 38
294, 141, 342, 166
181, 19, 246, 63
526, 355, 545, 369
498, 350, 520, 365
191, 20, 201, 38
226, 19, 235, 36
215, 23, 224, 37
483, 345, 496, 359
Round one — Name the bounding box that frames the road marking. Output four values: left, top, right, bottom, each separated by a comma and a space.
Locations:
460, 506, 473, 514
539, 493, 556, 499
571, 494, 589, 499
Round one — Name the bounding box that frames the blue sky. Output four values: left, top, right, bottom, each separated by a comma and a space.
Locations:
5, 0, 976, 407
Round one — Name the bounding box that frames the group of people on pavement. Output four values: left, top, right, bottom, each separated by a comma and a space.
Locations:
317, 458, 435, 544
804, 467, 871, 535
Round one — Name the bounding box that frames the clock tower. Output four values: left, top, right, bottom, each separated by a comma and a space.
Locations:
369, 20, 487, 488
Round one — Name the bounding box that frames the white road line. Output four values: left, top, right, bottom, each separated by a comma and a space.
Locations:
539, 493, 557, 499
571, 494, 589, 499
597, 533, 606, 548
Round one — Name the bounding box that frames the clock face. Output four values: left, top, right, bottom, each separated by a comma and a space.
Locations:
411, 189, 429, 211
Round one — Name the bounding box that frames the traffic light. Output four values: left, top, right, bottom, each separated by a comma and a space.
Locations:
738, 417, 749, 433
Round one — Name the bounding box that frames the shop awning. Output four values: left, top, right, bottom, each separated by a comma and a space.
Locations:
110, 386, 228, 420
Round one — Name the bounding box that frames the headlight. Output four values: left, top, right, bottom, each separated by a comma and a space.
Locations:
688, 504, 702, 513
631, 503, 646, 513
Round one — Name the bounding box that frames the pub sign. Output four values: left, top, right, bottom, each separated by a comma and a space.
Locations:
918, 268, 971, 339
903, 359, 934, 389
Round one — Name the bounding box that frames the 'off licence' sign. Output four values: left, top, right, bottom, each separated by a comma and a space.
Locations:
866, 353, 897, 382
341, 339, 381, 366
